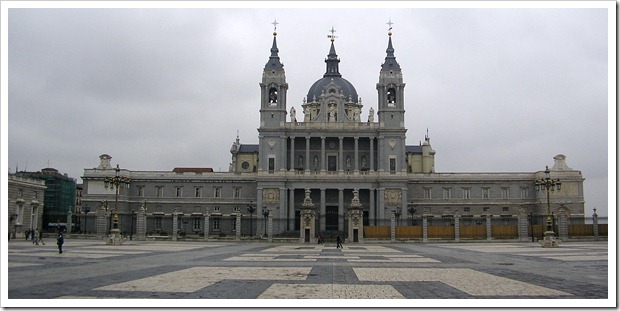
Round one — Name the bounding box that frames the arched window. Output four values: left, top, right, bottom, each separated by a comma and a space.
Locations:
269, 88, 278, 103
387, 88, 396, 104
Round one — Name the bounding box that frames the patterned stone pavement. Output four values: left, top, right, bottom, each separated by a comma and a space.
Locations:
3, 239, 612, 307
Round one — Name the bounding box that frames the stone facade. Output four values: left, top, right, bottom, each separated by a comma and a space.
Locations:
8, 175, 46, 238
80, 29, 585, 240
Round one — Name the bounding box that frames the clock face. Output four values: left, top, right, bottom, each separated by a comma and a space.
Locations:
241, 161, 250, 170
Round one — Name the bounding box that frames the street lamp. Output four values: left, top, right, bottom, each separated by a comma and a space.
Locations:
262, 207, 270, 236
104, 164, 130, 233
407, 204, 417, 226
393, 209, 401, 226
535, 165, 561, 243
247, 203, 256, 236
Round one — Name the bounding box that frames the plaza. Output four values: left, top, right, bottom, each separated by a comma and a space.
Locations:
5, 239, 610, 307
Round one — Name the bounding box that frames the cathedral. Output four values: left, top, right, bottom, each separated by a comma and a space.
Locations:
81, 25, 585, 240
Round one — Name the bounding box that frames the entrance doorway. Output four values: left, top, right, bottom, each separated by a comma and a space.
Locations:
326, 206, 338, 231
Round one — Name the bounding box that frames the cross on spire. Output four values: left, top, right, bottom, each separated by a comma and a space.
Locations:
272, 19, 278, 32
327, 26, 338, 42
387, 19, 394, 30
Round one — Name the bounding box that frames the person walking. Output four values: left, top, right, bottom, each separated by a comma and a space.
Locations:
32, 229, 39, 245
56, 233, 64, 254
38, 230, 45, 245
336, 235, 343, 249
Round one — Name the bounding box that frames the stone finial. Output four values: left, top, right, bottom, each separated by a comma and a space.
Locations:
98, 154, 112, 170
551, 154, 572, 171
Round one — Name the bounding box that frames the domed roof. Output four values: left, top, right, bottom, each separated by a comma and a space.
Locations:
306, 76, 359, 103
307, 40, 358, 103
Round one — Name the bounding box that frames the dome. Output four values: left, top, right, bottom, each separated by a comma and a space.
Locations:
306, 76, 359, 103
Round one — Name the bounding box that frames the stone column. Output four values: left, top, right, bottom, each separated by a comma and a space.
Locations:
369, 189, 375, 226
377, 188, 385, 220
320, 188, 326, 232
203, 211, 210, 241
338, 137, 344, 173
370, 138, 374, 171
338, 188, 344, 232
517, 206, 529, 242
557, 207, 568, 241
268, 212, 273, 243
96, 207, 107, 240
454, 213, 460, 242
422, 216, 428, 242
172, 210, 180, 241
290, 137, 295, 172
256, 189, 263, 236
592, 209, 599, 241
236, 213, 241, 241
66, 209, 73, 235
136, 202, 146, 241
289, 188, 295, 230
305, 136, 311, 172
354, 137, 359, 173
486, 214, 492, 241
321, 137, 326, 172
390, 211, 396, 243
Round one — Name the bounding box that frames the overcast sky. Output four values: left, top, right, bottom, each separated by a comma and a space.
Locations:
3, 2, 613, 217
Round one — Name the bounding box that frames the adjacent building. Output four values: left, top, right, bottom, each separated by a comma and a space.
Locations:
81, 28, 585, 238
8, 174, 47, 238
15, 168, 77, 232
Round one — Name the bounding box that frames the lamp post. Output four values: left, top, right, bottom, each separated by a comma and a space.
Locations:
394, 209, 401, 226
104, 164, 130, 236
535, 165, 561, 247
101, 200, 111, 234
247, 203, 256, 236
262, 207, 270, 236
407, 204, 417, 226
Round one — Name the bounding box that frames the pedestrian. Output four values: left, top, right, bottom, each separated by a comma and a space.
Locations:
336, 235, 343, 249
38, 230, 45, 245
57, 233, 64, 254
33, 229, 39, 245
25, 229, 30, 241
317, 234, 322, 244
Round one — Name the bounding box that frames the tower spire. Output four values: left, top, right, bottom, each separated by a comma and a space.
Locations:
324, 26, 341, 77
265, 19, 284, 70
382, 20, 400, 71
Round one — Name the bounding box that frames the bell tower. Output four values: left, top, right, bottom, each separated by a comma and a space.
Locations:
258, 20, 288, 173
376, 21, 407, 173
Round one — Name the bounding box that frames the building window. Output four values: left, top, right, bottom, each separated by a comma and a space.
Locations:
520, 187, 529, 199
463, 207, 470, 213
233, 206, 240, 212
175, 187, 183, 198
389, 157, 396, 174
156, 186, 164, 198
502, 207, 509, 213
195, 187, 202, 198
483, 207, 490, 212
233, 187, 241, 199
442, 188, 452, 199
231, 218, 237, 231
214, 187, 222, 198
137, 186, 144, 197
193, 218, 201, 231
462, 188, 471, 199
213, 218, 220, 231
155, 217, 162, 230
482, 188, 490, 199
501, 188, 509, 199
268, 157, 275, 173
213, 206, 220, 212
424, 188, 432, 199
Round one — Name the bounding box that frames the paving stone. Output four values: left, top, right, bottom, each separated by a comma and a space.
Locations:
5, 239, 611, 307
